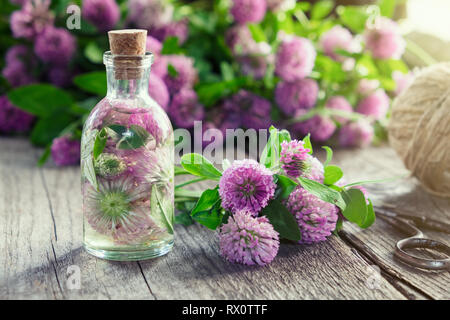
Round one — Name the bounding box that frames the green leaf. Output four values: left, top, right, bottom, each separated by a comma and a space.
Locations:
167, 64, 178, 77
151, 184, 174, 234
278, 129, 291, 145
84, 41, 103, 64
175, 211, 195, 226
189, 11, 217, 33
77, 18, 97, 35
161, 36, 183, 54
175, 177, 207, 189
75, 97, 99, 113
59, 119, 82, 137
343, 174, 407, 188
260, 125, 289, 169
337, 5, 369, 33
356, 54, 378, 77
378, 0, 396, 17
323, 165, 343, 186
334, 48, 363, 59
376, 59, 409, 76
175, 188, 203, 199
275, 174, 298, 199
296, 1, 311, 11
196, 77, 247, 107
109, 124, 150, 150
315, 55, 346, 83
191, 200, 224, 230
298, 177, 346, 211
30, 114, 74, 146
260, 125, 277, 168
108, 124, 127, 136
222, 159, 231, 171
93, 128, 107, 160
261, 199, 301, 241
361, 198, 376, 228
379, 76, 396, 91
196, 81, 228, 107
73, 72, 107, 96
121, 125, 150, 149
333, 217, 344, 235
8, 84, 74, 117
302, 134, 313, 154
37, 145, 51, 167
191, 188, 220, 216
311, 0, 334, 20
220, 62, 234, 81
81, 129, 98, 190
70, 104, 91, 115
248, 23, 267, 42
322, 146, 333, 166
263, 62, 275, 89
329, 184, 343, 192
341, 188, 368, 227
175, 166, 190, 176
273, 10, 294, 34
181, 153, 222, 180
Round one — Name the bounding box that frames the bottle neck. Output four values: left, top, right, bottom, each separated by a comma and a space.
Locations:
106, 65, 151, 99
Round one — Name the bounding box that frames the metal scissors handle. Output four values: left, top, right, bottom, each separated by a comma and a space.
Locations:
375, 206, 450, 271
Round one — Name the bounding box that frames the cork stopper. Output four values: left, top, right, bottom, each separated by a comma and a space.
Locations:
108, 29, 147, 55
107, 29, 148, 80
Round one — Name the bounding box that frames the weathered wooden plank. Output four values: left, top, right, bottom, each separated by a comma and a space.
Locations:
0, 138, 63, 299
139, 223, 405, 299
333, 146, 450, 300
0, 138, 153, 299
345, 246, 428, 300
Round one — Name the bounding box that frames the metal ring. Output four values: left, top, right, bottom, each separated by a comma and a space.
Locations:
395, 238, 450, 271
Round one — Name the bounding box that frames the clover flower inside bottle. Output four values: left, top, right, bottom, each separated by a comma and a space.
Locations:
81, 29, 174, 261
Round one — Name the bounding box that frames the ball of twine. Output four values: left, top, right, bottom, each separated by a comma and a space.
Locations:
389, 63, 450, 198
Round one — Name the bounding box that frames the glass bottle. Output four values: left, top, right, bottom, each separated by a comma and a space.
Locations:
81, 51, 174, 261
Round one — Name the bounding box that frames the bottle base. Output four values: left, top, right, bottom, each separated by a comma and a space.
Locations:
83, 240, 173, 261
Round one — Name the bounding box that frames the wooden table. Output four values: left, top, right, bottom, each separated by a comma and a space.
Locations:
0, 137, 448, 299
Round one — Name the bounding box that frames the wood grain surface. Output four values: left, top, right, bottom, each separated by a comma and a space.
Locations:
332, 147, 450, 300
0, 138, 448, 299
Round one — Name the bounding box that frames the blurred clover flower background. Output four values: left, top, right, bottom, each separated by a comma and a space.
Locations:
0, 0, 415, 166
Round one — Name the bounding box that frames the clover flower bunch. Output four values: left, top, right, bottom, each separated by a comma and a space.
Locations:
174, 126, 376, 266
